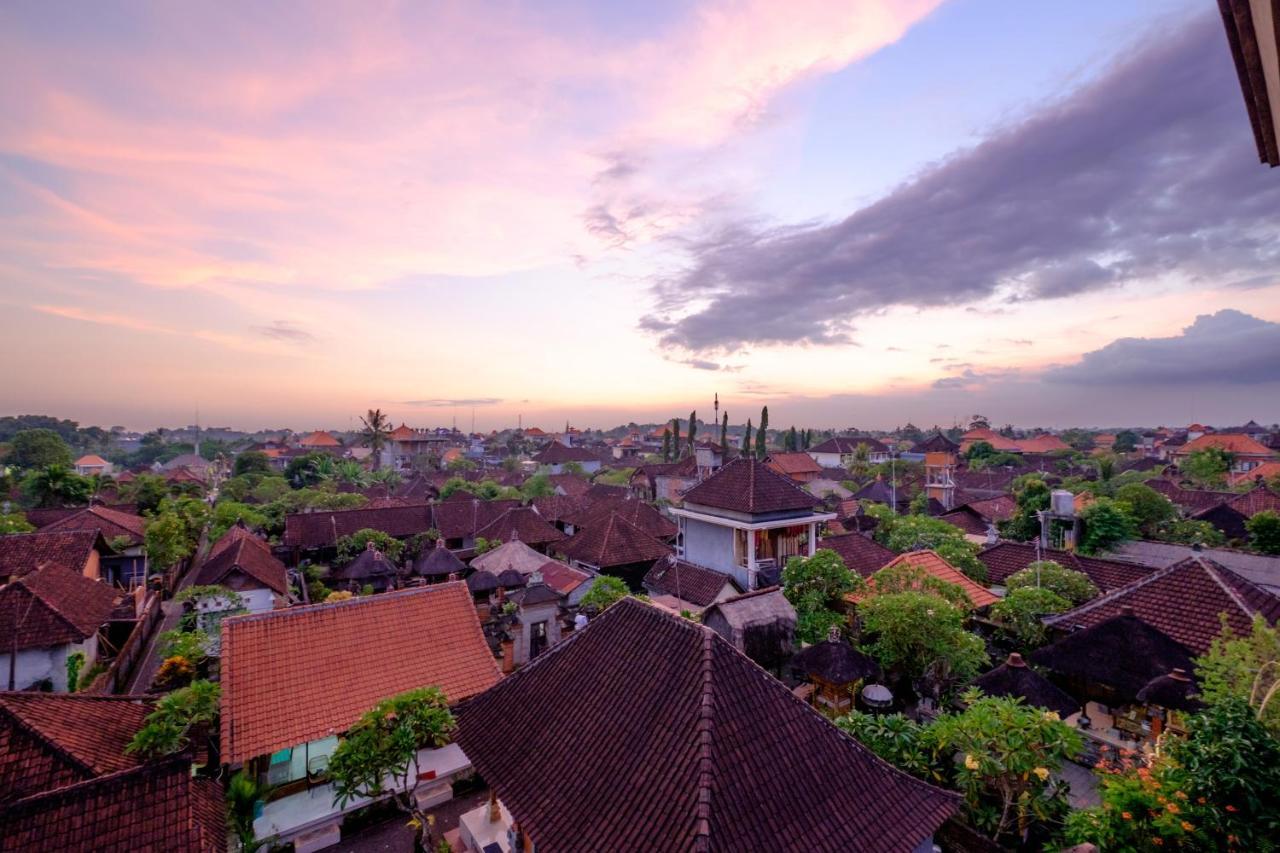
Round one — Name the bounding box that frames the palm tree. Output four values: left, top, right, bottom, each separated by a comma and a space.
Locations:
335, 459, 368, 488
22, 464, 92, 508
360, 409, 392, 470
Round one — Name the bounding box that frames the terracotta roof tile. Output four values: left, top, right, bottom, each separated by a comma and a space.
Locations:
978, 542, 1152, 593
0, 693, 154, 802
532, 442, 599, 465
1177, 433, 1276, 457
643, 555, 740, 607
474, 507, 566, 547
0, 758, 224, 852
453, 598, 958, 852
0, 530, 103, 582
220, 582, 499, 763
558, 513, 672, 569
817, 534, 895, 578
871, 551, 999, 609
764, 452, 823, 477
0, 565, 119, 652
681, 457, 820, 515
43, 507, 145, 545
1044, 556, 1280, 654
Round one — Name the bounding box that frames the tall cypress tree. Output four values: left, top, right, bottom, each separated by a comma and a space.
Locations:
661, 428, 671, 462
756, 406, 769, 459
671, 417, 680, 457
687, 410, 697, 457
720, 412, 728, 453
743, 419, 753, 456
786, 426, 797, 452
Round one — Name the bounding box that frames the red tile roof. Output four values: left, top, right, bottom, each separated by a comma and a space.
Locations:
43, 506, 145, 545
1045, 556, 1280, 654
220, 582, 500, 763
978, 541, 1153, 593
681, 457, 820, 515
643, 555, 740, 608
764, 452, 823, 477
0, 693, 153, 802
1176, 433, 1276, 457
535, 561, 591, 596
0, 530, 104, 582
1225, 485, 1280, 517
871, 551, 1000, 609
297, 430, 342, 448
817, 533, 895, 578
194, 533, 288, 596
0, 565, 119, 652
282, 503, 433, 548
453, 598, 958, 852
1016, 435, 1071, 453
960, 428, 1020, 452
558, 512, 672, 569
0, 758, 224, 852
546, 473, 591, 497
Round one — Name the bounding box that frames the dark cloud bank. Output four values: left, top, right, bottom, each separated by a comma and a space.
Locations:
642, 14, 1280, 353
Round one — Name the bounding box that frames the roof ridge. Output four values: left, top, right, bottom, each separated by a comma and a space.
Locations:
1197, 558, 1258, 616
0, 701, 101, 779
225, 580, 467, 625
12, 573, 93, 641
1045, 560, 1186, 623
693, 628, 715, 851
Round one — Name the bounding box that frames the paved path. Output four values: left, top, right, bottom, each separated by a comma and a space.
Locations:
124, 528, 209, 693
333, 790, 488, 853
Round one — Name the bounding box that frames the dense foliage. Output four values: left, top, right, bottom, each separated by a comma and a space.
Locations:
1004, 561, 1098, 605
578, 575, 629, 612
863, 503, 987, 581
990, 587, 1071, 649
1246, 510, 1280, 555
782, 549, 861, 643
1078, 497, 1137, 555
857, 591, 987, 702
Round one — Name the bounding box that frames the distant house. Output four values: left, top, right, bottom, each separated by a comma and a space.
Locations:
0, 564, 120, 691
220, 584, 501, 850
0, 529, 109, 585
452, 598, 958, 853
472, 506, 566, 554
958, 428, 1021, 454
764, 451, 823, 483
1173, 433, 1277, 473
938, 495, 1017, 542
808, 435, 891, 468
532, 441, 601, 474
978, 541, 1153, 593
1016, 434, 1071, 454
159, 453, 212, 480
296, 430, 343, 453
672, 457, 835, 591
42, 506, 147, 587
192, 523, 290, 617
73, 454, 112, 477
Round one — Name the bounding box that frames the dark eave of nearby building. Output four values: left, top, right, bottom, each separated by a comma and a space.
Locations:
1218, 0, 1280, 166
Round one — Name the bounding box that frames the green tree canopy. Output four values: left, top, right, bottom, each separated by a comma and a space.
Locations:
1078, 497, 1136, 555
1195, 614, 1280, 734
857, 591, 987, 702
328, 687, 455, 848
7, 428, 73, 470
21, 464, 92, 508
335, 528, 404, 564
579, 575, 629, 612
782, 549, 862, 643
1004, 560, 1099, 605
1113, 430, 1140, 453
1113, 482, 1176, 536
990, 587, 1071, 648
1181, 447, 1232, 489
865, 505, 987, 581
1247, 510, 1280, 555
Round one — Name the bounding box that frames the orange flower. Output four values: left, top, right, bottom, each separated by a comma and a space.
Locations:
1197, 797, 1206, 804
1181, 822, 1194, 832
1153, 839, 1164, 847
1121, 812, 1133, 820
1225, 804, 1238, 812
1166, 803, 1180, 814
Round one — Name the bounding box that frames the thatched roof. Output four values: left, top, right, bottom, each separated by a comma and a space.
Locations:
1136, 669, 1204, 713
412, 539, 465, 578
792, 640, 878, 685
497, 568, 527, 589
1030, 613, 1196, 701
970, 654, 1079, 719
332, 543, 398, 582
470, 539, 552, 576
703, 587, 797, 670
466, 569, 500, 594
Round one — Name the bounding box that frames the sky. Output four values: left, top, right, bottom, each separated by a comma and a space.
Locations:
2, 0, 1280, 433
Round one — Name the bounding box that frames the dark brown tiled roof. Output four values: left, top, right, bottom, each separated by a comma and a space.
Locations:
681, 457, 820, 515
0, 693, 153, 802
0, 758, 225, 852
575, 498, 677, 540
558, 513, 672, 569
911, 433, 959, 453
546, 474, 591, 497
791, 639, 878, 685
810, 436, 890, 455
1043, 556, 1280, 655
43, 506, 146, 545
0, 565, 119, 652
282, 503, 433, 549
430, 499, 522, 541
194, 534, 288, 595
474, 507, 566, 547
970, 654, 1079, 719
331, 544, 399, 583
817, 534, 895, 578
1031, 613, 1196, 700
643, 555, 739, 607
978, 542, 1152, 593
1225, 485, 1280, 517
454, 598, 958, 852
0, 530, 104, 582
529, 495, 585, 523
533, 442, 600, 465
764, 452, 823, 477
220, 582, 500, 763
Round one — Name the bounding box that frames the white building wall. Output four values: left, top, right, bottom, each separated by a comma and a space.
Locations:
808, 451, 842, 469
681, 519, 746, 588
0, 635, 98, 692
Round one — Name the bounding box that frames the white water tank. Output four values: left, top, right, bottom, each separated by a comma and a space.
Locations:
1050, 489, 1075, 516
